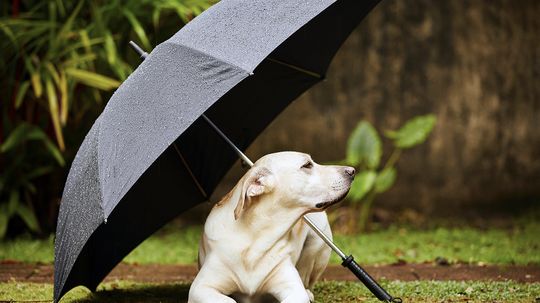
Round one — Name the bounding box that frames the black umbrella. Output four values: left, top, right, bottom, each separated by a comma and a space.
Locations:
54, 0, 400, 302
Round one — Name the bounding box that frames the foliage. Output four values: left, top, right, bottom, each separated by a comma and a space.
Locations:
0, 123, 64, 238
341, 115, 436, 231
0, 0, 216, 238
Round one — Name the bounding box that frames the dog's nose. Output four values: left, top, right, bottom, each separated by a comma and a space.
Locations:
344, 167, 355, 178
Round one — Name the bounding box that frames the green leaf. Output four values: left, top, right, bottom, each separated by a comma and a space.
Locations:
16, 204, 40, 233
7, 191, 19, 216
346, 121, 382, 169
48, 1, 56, 50
62, 53, 97, 67
0, 206, 8, 239
25, 57, 43, 98
46, 77, 65, 151
348, 170, 377, 202
45, 62, 60, 86
1, 123, 33, 152
375, 167, 397, 193
59, 71, 68, 125
152, 9, 161, 28
385, 114, 437, 149
78, 29, 92, 53
15, 81, 30, 109
43, 139, 65, 166
55, 0, 66, 17
123, 9, 151, 50
0, 23, 18, 48
26, 166, 54, 180
65, 68, 120, 90
104, 31, 117, 65
54, 0, 83, 47
21, 180, 37, 194
58, 36, 104, 58
0, 123, 65, 166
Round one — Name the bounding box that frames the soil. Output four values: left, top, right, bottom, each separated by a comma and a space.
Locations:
1, 261, 539, 284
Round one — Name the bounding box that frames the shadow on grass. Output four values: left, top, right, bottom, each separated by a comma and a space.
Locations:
71, 283, 279, 303
74, 283, 190, 303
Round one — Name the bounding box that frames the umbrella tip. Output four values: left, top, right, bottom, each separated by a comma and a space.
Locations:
128, 41, 149, 60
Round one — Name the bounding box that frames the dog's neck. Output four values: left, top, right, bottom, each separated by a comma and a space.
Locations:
241, 196, 306, 228
235, 196, 308, 269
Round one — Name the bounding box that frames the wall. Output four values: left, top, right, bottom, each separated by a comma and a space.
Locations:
213, 0, 540, 216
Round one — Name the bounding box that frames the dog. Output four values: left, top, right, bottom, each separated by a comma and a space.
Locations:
188, 151, 355, 303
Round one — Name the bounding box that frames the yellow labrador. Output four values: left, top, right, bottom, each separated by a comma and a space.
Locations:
188, 151, 355, 303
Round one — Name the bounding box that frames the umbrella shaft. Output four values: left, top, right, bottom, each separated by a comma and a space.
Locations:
201, 114, 254, 166
303, 215, 347, 259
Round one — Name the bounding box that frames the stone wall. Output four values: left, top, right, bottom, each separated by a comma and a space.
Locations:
214, 0, 540, 215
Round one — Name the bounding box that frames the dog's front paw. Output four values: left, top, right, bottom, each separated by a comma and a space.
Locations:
305, 289, 314, 302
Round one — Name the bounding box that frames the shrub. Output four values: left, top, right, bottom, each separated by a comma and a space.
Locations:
0, 0, 216, 238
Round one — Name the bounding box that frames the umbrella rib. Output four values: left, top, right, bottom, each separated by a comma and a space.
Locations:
172, 143, 209, 199
265, 57, 323, 79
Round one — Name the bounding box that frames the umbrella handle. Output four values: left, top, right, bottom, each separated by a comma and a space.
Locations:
342, 255, 401, 302
128, 40, 401, 303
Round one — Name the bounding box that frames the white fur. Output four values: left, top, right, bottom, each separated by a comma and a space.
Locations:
188, 151, 355, 303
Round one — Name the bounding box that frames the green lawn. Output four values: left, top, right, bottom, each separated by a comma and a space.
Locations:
2, 216, 539, 302
1, 220, 539, 265
1, 280, 539, 302
331, 221, 540, 265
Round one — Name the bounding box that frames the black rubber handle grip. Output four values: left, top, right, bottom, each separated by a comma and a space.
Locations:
341, 255, 401, 302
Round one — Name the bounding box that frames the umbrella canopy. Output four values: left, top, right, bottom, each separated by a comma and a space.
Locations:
54, 0, 380, 301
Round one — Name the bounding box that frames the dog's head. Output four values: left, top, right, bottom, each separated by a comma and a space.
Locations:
234, 151, 355, 220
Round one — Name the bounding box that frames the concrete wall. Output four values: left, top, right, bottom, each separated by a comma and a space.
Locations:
214, 0, 540, 215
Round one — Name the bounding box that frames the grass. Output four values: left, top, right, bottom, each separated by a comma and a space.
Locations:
1, 280, 539, 302
2, 215, 539, 302
1, 220, 539, 265
0, 234, 55, 263
330, 221, 540, 265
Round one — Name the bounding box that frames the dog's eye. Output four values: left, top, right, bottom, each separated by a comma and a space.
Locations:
301, 161, 313, 169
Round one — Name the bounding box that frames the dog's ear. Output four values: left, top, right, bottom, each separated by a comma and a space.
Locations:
234, 167, 275, 220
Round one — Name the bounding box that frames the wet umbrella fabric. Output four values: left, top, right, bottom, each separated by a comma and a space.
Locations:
54, 0, 380, 301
